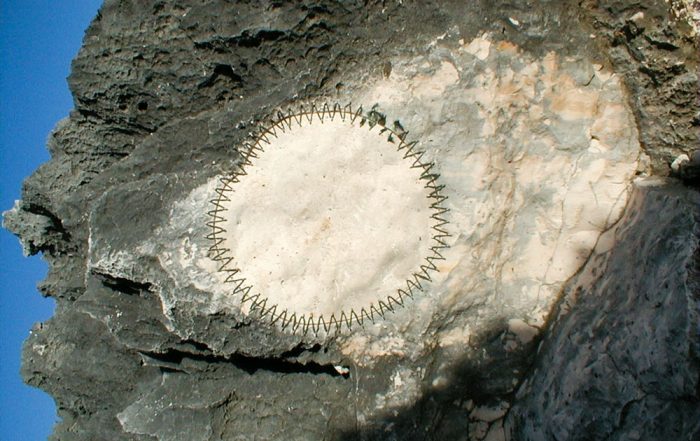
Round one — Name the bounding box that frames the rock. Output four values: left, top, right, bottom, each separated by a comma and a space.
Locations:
671, 154, 691, 172
674, 150, 700, 186
470, 402, 509, 423
3, 1, 699, 440
507, 179, 700, 441
484, 420, 506, 441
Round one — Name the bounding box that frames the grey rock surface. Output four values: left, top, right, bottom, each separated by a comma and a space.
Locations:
3, 1, 699, 440
507, 180, 700, 441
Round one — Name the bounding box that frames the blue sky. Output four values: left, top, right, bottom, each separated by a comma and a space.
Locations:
1, 1, 102, 439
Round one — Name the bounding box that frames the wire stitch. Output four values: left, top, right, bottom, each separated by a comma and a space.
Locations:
206, 103, 451, 336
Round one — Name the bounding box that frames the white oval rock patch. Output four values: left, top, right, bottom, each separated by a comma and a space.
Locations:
207, 107, 448, 333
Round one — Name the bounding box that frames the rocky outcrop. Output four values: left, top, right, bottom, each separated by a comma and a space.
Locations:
4, 1, 698, 440
508, 180, 700, 441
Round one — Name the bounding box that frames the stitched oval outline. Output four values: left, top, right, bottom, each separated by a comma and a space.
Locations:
207, 103, 449, 335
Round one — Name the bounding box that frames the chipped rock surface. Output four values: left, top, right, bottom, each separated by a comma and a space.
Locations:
3, 1, 699, 440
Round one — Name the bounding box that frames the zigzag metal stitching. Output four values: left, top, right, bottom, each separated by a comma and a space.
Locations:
206, 103, 451, 336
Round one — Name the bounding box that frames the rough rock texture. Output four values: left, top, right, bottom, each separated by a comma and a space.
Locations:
3, 1, 699, 440
507, 180, 700, 441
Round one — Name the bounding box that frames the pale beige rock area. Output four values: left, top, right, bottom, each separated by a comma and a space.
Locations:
90, 36, 643, 387
338, 34, 642, 365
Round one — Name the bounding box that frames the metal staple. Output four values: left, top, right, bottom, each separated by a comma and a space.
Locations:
206, 103, 450, 336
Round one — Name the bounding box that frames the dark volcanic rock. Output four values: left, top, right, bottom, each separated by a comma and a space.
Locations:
3, 1, 699, 440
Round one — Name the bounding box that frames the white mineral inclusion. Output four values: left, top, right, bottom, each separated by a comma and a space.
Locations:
221, 116, 435, 317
